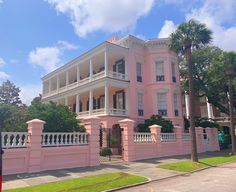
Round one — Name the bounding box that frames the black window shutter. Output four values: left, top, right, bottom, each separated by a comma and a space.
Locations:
122, 91, 125, 109
86, 100, 89, 111
79, 101, 82, 112
72, 103, 76, 112
121, 59, 125, 74
113, 94, 117, 109
97, 98, 101, 109
113, 64, 116, 72
93, 98, 96, 109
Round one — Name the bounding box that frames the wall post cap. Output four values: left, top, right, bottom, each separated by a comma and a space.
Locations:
149, 124, 162, 129
26, 119, 46, 124
118, 118, 135, 123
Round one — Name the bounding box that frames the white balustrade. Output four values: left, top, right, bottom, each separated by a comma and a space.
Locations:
110, 108, 127, 116
2, 132, 28, 148
78, 77, 90, 85
182, 133, 191, 141
108, 71, 127, 80
92, 108, 105, 115
160, 133, 176, 142
92, 71, 105, 80
67, 82, 77, 89
42, 132, 88, 147
134, 133, 155, 143
77, 111, 90, 117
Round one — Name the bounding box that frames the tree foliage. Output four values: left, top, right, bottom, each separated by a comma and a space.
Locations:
0, 80, 23, 106
137, 115, 174, 133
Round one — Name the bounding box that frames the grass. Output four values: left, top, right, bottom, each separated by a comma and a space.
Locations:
4, 172, 148, 192
158, 154, 236, 173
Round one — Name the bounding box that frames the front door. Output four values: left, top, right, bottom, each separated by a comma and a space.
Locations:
110, 124, 122, 155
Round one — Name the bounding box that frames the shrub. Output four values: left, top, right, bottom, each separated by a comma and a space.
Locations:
100, 147, 112, 156
137, 115, 174, 133
184, 117, 220, 129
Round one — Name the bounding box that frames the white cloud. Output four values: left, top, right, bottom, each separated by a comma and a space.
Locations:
46, 0, 155, 37
186, 0, 236, 51
158, 20, 176, 38
19, 84, 42, 105
28, 41, 77, 73
0, 71, 10, 80
0, 57, 6, 67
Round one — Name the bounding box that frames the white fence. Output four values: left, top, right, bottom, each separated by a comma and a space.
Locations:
2, 132, 28, 148
182, 133, 191, 141
134, 133, 155, 143
42, 132, 89, 147
160, 133, 176, 142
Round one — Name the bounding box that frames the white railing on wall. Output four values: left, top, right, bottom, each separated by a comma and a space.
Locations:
134, 133, 155, 143
108, 71, 127, 80
160, 133, 176, 142
110, 108, 127, 116
42, 132, 89, 147
2, 132, 28, 148
182, 133, 191, 141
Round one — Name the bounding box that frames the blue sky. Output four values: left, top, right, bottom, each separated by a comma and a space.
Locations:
0, 0, 236, 104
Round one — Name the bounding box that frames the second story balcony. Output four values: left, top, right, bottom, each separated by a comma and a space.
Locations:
42, 42, 128, 99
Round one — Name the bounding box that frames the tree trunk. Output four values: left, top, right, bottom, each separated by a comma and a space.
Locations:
186, 47, 198, 162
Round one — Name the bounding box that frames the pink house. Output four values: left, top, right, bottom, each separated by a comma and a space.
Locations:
42, 35, 183, 128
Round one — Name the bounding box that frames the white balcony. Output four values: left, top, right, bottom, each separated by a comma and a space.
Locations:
77, 108, 128, 118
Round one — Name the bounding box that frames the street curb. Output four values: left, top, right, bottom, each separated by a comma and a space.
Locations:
104, 177, 151, 192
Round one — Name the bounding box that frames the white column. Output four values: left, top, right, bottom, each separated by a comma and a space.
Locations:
125, 88, 129, 115
77, 65, 80, 83
56, 75, 59, 90
105, 83, 109, 114
185, 92, 190, 118
76, 94, 80, 114
66, 71, 69, 86
124, 55, 128, 80
49, 79, 52, 93
207, 98, 214, 119
104, 49, 108, 76
89, 59, 93, 81
89, 90, 93, 115
65, 97, 68, 106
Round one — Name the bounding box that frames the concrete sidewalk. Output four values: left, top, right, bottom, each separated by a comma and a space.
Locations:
3, 150, 229, 190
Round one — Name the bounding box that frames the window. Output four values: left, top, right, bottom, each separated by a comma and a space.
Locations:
156, 61, 165, 81
136, 62, 142, 82
200, 106, 208, 117
157, 92, 167, 116
113, 91, 125, 110
174, 93, 179, 116
137, 93, 144, 116
114, 59, 125, 74
171, 62, 176, 82
97, 96, 104, 109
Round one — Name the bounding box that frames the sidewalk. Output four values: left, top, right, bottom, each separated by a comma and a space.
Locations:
3, 150, 229, 190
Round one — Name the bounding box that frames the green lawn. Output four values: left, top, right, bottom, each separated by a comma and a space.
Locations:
4, 172, 148, 192
158, 155, 236, 172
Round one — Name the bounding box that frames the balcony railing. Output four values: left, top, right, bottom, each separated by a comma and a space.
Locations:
43, 70, 128, 98
77, 108, 127, 118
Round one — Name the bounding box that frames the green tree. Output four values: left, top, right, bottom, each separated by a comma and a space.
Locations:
0, 80, 23, 106
137, 115, 174, 133
27, 101, 85, 132
170, 19, 212, 162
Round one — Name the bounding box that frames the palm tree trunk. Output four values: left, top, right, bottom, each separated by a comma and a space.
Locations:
186, 47, 198, 162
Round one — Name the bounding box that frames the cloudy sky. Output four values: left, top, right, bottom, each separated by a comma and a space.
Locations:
0, 0, 236, 104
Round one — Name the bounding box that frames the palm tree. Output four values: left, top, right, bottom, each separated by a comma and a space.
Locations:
170, 19, 212, 162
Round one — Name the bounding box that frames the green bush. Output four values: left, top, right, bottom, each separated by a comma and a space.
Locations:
184, 116, 220, 130
137, 115, 174, 133
100, 147, 112, 156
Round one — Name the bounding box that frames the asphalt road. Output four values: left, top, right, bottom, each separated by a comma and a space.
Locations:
118, 162, 236, 192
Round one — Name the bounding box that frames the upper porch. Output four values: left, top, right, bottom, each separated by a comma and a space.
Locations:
42, 42, 128, 99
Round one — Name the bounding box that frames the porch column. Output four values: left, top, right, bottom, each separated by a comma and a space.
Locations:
77, 65, 80, 83
185, 91, 190, 118
104, 49, 108, 76
66, 71, 69, 86
89, 90, 93, 115
207, 98, 214, 119
105, 83, 109, 114
76, 94, 80, 114
89, 59, 93, 81
125, 88, 129, 115
56, 75, 59, 90
65, 97, 68, 106
124, 55, 128, 80
49, 79, 51, 93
